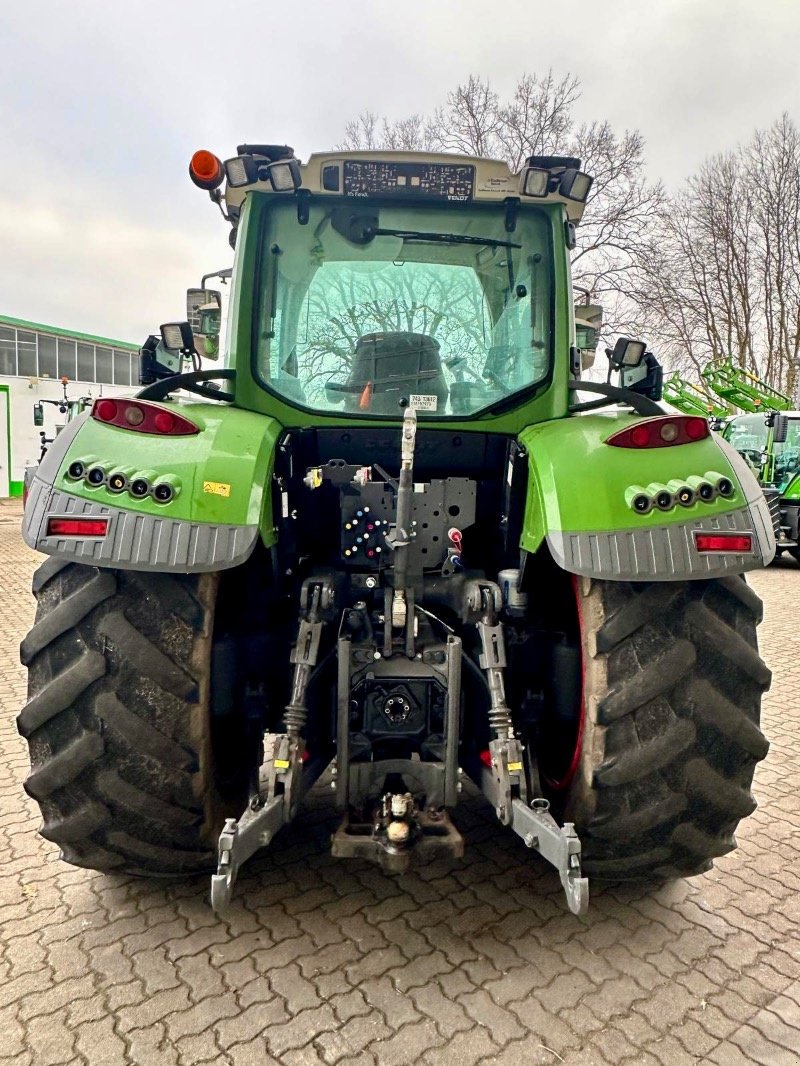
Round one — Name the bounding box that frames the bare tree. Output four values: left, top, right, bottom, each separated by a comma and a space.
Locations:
638, 114, 800, 398
747, 114, 800, 393
339, 72, 665, 341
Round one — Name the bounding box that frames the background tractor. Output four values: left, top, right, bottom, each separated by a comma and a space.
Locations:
668, 361, 800, 560
18, 145, 775, 915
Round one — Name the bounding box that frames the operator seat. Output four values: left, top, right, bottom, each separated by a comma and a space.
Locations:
344, 332, 449, 415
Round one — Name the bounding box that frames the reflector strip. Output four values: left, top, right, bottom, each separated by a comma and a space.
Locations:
695, 533, 753, 553
47, 517, 109, 537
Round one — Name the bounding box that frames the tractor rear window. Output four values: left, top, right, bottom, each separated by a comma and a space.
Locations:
253, 199, 552, 418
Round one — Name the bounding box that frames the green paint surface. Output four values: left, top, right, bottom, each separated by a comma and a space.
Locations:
518, 414, 743, 553
56, 405, 283, 544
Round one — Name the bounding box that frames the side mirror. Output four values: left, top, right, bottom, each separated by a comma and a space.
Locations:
607, 337, 647, 369
773, 413, 789, 443
33, 402, 44, 427
575, 303, 603, 371
187, 288, 221, 332
187, 290, 222, 361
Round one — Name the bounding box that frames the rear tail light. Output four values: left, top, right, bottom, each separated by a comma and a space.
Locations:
92, 398, 199, 436
695, 533, 753, 553
47, 517, 109, 537
607, 416, 710, 449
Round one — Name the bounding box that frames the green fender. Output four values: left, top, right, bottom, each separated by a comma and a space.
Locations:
517, 412, 775, 580
22, 402, 284, 571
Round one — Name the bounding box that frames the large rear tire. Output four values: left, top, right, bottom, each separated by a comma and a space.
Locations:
561, 576, 770, 880
18, 559, 225, 875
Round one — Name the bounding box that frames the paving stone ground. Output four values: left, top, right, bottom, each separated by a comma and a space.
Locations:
1, 494, 798, 1065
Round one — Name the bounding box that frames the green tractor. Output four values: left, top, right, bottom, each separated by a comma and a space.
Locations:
722, 409, 800, 560
18, 145, 775, 915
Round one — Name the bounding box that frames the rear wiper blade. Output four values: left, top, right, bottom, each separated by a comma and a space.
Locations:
374, 227, 521, 249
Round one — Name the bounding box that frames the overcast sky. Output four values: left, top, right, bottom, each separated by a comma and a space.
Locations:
2, 0, 798, 344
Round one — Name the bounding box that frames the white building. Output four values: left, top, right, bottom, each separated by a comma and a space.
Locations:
0, 314, 140, 497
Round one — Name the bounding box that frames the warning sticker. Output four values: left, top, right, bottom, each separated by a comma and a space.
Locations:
203, 480, 231, 498
409, 394, 438, 412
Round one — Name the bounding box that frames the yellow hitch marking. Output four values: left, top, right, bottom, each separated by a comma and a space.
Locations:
273, 759, 290, 769
508, 762, 523, 772
203, 480, 231, 498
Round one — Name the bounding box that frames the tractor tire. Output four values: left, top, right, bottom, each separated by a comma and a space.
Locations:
561, 575, 770, 881
18, 558, 224, 875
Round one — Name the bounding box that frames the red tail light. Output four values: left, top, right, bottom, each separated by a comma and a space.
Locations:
47, 517, 109, 537
607, 416, 709, 449
695, 533, 753, 553
92, 399, 199, 436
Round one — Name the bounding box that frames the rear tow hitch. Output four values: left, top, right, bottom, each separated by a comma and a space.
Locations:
332, 792, 464, 874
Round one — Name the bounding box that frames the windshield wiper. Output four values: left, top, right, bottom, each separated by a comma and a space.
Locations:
373, 227, 521, 249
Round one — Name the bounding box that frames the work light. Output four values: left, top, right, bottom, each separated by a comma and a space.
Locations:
560, 169, 593, 202
160, 322, 194, 352
268, 159, 302, 191
521, 167, 550, 197
224, 155, 258, 187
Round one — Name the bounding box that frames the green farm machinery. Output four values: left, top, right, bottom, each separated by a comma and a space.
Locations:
18, 145, 775, 915
668, 362, 800, 559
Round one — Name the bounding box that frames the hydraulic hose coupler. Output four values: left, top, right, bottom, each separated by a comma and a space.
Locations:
152, 474, 182, 504
667, 479, 695, 507
129, 469, 158, 499
687, 474, 715, 502
625, 485, 653, 515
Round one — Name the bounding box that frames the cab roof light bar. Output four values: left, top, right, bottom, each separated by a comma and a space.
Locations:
521, 155, 593, 203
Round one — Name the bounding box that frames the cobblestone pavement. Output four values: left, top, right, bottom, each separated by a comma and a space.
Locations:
1, 496, 799, 1065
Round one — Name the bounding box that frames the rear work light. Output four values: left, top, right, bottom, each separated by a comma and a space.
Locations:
695, 533, 753, 553
91, 399, 199, 436
47, 517, 109, 537
607, 416, 709, 449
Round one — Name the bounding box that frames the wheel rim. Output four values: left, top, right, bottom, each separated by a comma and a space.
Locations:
541, 575, 585, 792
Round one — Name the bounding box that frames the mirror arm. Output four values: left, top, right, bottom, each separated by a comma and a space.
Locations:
137, 369, 236, 403
567, 380, 665, 416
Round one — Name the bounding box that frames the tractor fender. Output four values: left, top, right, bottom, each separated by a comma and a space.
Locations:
22, 402, 283, 573
518, 414, 775, 580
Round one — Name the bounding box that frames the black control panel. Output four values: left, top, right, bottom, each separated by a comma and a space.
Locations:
342, 161, 475, 201
339, 477, 476, 568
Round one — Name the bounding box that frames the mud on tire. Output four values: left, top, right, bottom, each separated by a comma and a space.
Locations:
18, 559, 223, 874
565, 575, 771, 881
